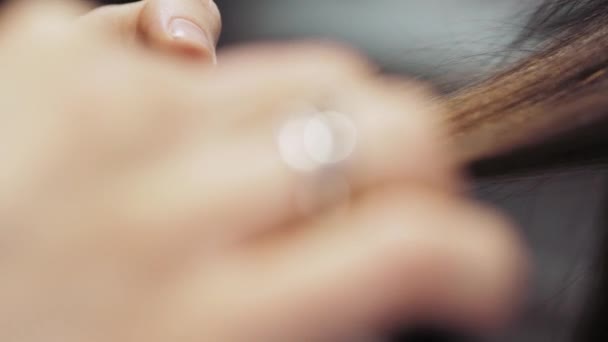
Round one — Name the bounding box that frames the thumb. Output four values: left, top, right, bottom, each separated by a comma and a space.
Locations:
80, 0, 221, 63
139, 0, 221, 63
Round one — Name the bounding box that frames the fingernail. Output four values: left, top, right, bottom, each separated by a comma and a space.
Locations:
169, 18, 215, 56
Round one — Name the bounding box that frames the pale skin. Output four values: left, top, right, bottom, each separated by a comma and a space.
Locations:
0, 1, 528, 341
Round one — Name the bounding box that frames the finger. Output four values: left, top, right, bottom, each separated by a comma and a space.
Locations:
139, 0, 221, 62
114, 57, 459, 251
78, 0, 221, 62
76, 2, 145, 46
0, 0, 89, 40
168, 188, 527, 341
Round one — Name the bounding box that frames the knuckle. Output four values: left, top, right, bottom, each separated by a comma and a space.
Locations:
292, 40, 375, 74
357, 187, 526, 270
477, 209, 529, 277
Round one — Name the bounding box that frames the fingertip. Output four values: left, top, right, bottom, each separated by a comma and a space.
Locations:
140, 0, 221, 63
352, 188, 529, 331
167, 17, 217, 62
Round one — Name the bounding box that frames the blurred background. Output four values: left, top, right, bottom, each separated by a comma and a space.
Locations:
6, 1, 603, 341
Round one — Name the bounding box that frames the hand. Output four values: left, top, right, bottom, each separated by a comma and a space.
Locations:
0, 2, 527, 341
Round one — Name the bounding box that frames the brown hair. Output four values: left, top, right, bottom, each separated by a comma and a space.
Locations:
445, 3, 608, 341
448, 0, 608, 169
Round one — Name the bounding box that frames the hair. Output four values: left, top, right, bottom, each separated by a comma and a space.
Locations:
449, 0, 608, 174
444, 1, 608, 341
